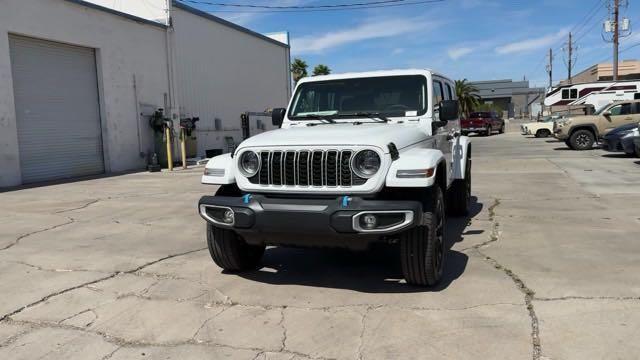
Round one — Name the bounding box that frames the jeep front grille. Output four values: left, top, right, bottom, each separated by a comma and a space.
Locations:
249, 150, 367, 187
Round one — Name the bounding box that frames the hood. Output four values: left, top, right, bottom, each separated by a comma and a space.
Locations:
567, 115, 601, 124
237, 123, 427, 153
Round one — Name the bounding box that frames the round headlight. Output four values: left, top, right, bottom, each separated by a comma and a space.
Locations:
239, 151, 260, 177
352, 150, 381, 178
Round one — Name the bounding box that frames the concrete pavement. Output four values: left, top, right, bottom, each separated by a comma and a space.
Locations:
0, 130, 639, 359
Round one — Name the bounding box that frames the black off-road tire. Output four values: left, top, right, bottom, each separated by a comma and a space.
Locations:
535, 129, 551, 138
447, 156, 471, 216
207, 224, 265, 271
564, 139, 573, 149
400, 186, 446, 287
569, 129, 595, 150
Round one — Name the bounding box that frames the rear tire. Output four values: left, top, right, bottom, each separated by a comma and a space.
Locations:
484, 125, 492, 136
569, 129, 595, 150
448, 156, 471, 216
499, 124, 505, 134
535, 129, 551, 138
400, 186, 446, 287
207, 224, 265, 271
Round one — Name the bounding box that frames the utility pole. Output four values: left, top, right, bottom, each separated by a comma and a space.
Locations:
604, 0, 631, 81
546, 48, 553, 88
613, 0, 619, 80
562, 32, 575, 84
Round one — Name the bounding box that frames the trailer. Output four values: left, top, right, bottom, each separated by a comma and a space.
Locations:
544, 80, 640, 110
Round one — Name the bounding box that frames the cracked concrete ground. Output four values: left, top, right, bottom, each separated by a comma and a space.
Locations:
1, 129, 639, 359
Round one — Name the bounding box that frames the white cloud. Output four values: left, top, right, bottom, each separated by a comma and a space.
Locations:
392, 48, 405, 55
447, 47, 473, 60
291, 18, 435, 55
495, 29, 569, 55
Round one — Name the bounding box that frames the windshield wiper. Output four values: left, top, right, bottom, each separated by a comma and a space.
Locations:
295, 114, 336, 123
337, 112, 391, 123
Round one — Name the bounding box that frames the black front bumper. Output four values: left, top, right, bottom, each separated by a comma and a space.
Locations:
198, 194, 423, 249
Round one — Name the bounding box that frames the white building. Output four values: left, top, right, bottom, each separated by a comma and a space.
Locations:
0, 0, 290, 187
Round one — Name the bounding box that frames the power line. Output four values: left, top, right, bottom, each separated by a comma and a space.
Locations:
527, 0, 605, 81
178, 0, 445, 12
180, 0, 415, 9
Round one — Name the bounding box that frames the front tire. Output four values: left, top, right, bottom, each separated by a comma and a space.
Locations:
569, 129, 595, 150
207, 224, 265, 271
484, 125, 492, 136
448, 156, 471, 216
535, 129, 551, 138
400, 186, 446, 286
499, 124, 505, 134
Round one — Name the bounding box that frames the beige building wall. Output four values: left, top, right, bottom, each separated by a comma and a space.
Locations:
564, 60, 640, 84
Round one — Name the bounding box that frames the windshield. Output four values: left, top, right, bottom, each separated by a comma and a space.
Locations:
594, 104, 610, 115
289, 75, 427, 119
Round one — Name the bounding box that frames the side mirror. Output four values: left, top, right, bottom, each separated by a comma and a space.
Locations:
439, 100, 459, 122
272, 108, 286, 127
603, 111, 611, 117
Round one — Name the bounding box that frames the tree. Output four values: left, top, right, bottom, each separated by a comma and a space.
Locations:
312, 64, 331, 76
290, 58, 308, 83
455, 79, 481, 118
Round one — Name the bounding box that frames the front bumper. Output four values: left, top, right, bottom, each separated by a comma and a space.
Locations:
601, 137, 624, 152
554, 128, 568, 140
198, 195, 423, 249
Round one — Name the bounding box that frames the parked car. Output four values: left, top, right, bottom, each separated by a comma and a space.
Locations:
461, 111, 504, 136
554, 100, 640, 150
199, 69, 472, 287
601, 123, 640, 155
521, 115, 559, 138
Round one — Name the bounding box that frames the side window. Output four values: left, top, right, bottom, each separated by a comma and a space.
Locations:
570, 89, 578, 99
433, 80, 444, 107
562, 89, 570, 99
445, 83, 454, 100
608, 105, 622, 116
619, 103, 632, 115
633, 103, 640, 114
562, 89, 578, 99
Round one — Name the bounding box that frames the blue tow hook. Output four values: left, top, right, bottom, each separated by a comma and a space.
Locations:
242, 194, 252, 204
341, 196, 352, 208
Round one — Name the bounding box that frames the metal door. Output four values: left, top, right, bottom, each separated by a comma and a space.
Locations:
10, 35, 104, 183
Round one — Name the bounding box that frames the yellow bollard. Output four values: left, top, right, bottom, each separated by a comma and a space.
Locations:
180, 128, 187, 170
165, 126, 173, 171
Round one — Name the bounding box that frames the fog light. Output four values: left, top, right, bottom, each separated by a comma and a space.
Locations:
362, 214, 378, 229
222, 209, 235, 224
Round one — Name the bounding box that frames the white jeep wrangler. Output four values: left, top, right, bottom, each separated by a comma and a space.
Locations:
199, 69, 472, 286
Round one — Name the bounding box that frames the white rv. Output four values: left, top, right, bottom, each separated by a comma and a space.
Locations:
544, 80, 640, 110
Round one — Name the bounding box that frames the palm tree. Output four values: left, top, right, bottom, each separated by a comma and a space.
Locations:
455, 79, 481, 118
290, 58, 308, 83
312, 64, 331, 76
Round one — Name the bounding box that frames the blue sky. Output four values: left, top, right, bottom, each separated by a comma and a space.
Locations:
190, 0, 640, 87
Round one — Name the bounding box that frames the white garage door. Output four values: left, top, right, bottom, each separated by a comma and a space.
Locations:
9, 35, 104, 184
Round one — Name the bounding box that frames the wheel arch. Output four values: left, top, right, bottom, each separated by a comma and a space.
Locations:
568, 124, 599, 139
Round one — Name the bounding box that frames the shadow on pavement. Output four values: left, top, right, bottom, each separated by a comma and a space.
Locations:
237, 197, 483, 293
601, 153, 633, 158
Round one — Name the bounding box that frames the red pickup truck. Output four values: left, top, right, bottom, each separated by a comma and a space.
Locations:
461, 111, 505, 136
